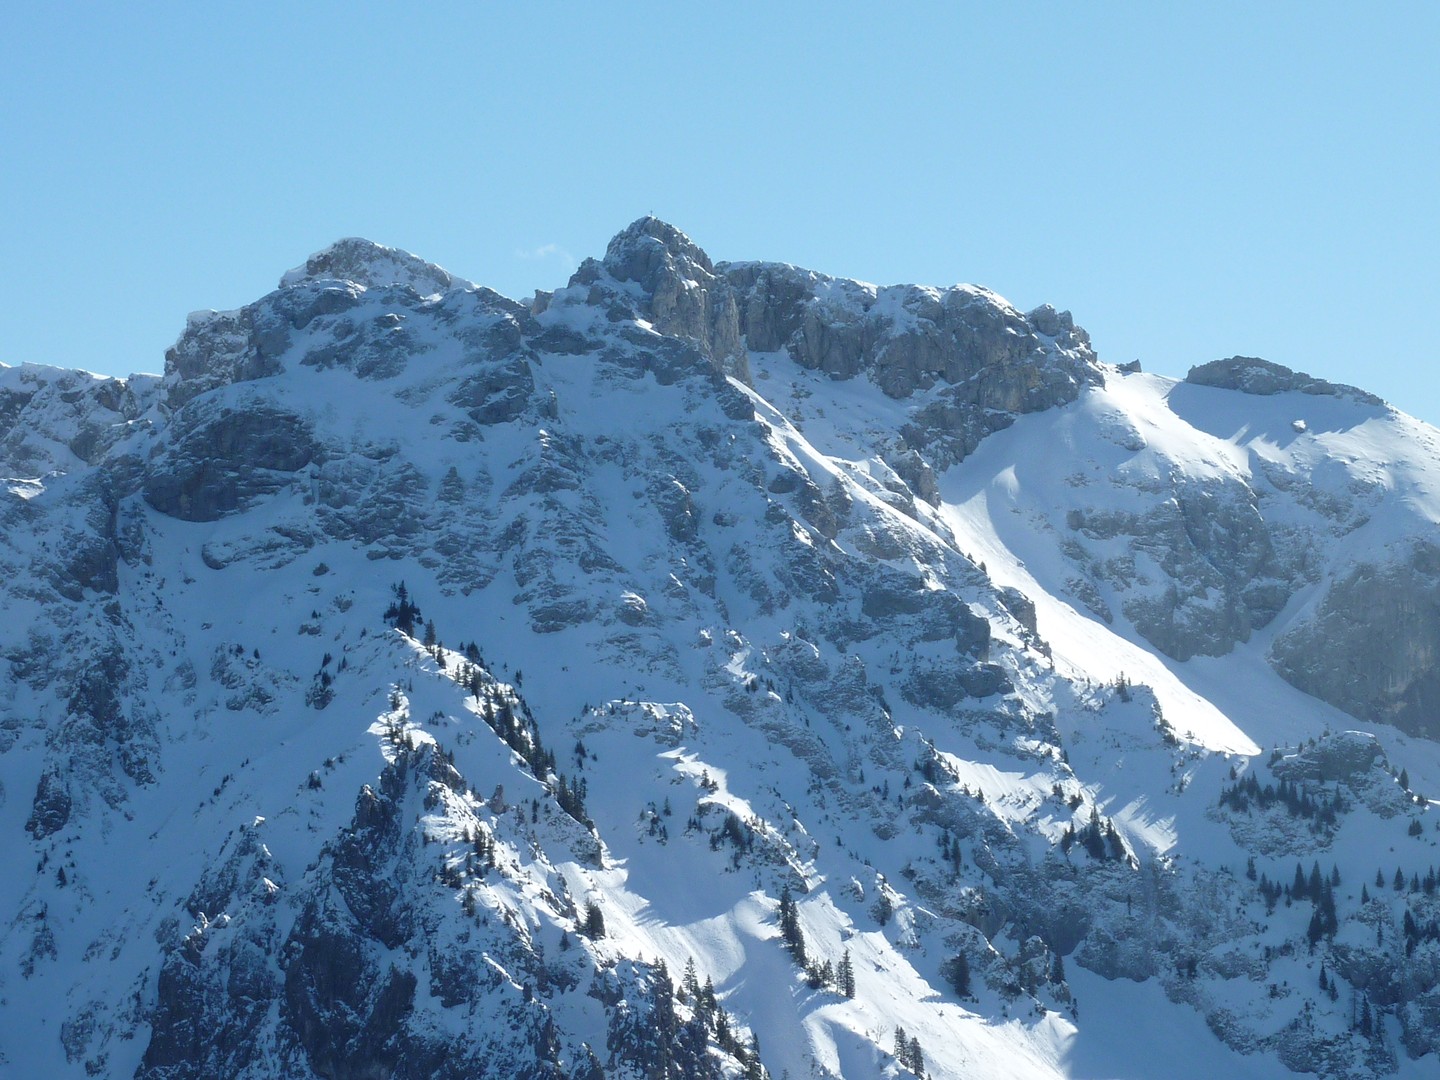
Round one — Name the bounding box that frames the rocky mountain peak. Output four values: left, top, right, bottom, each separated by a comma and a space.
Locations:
601, 215, 716, 280
566, 217, 747, 377
278, 237, 461, 296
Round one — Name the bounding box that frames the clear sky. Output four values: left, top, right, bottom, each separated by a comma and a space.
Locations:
4, 3, 1437, 423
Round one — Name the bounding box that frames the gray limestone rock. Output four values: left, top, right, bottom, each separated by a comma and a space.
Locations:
651, 476, 699, 543
1066, 480, 1292, 661
48, 473, 121, 599
141, 926, 280, 1079
144, 402, 319, 521
164, 306, 293, 409
572, 217, 748, 379
997, 587, 1039, 638
902, 661, 1012, 709
724, 263, 1102, 470
25, 767, 71, 839
11, 220, 1439, 1078
282, 910, 418, 1080
1186, 355, 1384, 406
447, 352, 537, 425
0, 365, 155, 476
1270, 731, 1384, 784
1271, 541, 1440, 738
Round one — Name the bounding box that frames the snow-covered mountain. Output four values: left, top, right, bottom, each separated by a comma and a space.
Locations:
4, 217, 1440, 1079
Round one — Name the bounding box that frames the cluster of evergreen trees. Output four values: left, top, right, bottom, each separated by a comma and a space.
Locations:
694, 809, 755, 869
386, 582, 594, 833
1373, 863, 1440, 897
1400, 906, 1440, 954
941, 951, 971, 997
467, 690, 592, 831
606, 959, 768, 1080
776, 885, 856, 997
1249, 860, 1341, 933
1059, 806, 1127, 862
1349, 990, 1386, 1044
1218, 772, 1343, 829
441, 822, 498, 896
383, 581, 423, 636
306, 649, 340, 709
581, 900, 606, 940
892, 1024, 927, 1077
936, 829, 964, 872
914, 748, 955, 787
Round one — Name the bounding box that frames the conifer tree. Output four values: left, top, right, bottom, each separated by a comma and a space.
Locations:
908, 1035, 924, 1076
582, 900, 606, 939
683, 957, 700, 1002
701, 975, 718, 1018
838, 949, 856, 999
746, 1033, 764, 1080
777, 884, 807, 964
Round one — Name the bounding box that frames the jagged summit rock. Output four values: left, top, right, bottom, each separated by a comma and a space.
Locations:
601, 215, 718, 279
278, 236, 463, 295
559, 215, 1103, 423
565, 216, 748, 377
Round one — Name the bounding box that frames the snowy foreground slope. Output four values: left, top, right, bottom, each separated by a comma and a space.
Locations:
3, 219, 1440, 1079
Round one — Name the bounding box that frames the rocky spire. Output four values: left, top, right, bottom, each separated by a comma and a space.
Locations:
568, 218, 748, 380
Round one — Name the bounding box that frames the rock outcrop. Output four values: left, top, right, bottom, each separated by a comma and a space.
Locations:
724, 263, 1102, 471
1186, 355, 1383, 406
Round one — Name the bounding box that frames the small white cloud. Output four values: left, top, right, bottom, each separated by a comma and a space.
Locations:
515, 242, 576, 267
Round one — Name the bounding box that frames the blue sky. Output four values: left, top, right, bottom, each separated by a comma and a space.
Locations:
4, 3, 1437, 423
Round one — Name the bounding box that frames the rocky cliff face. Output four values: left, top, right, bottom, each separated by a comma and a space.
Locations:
1272, 540, 1440, 739
3, 220, 1440, 1080
722, 261, 1101, 477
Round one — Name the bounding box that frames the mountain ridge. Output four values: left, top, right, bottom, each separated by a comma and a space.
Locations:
2, 219, 1440, 1079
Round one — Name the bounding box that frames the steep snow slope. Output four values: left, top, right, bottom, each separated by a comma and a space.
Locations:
2, 219, 1440, 1080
